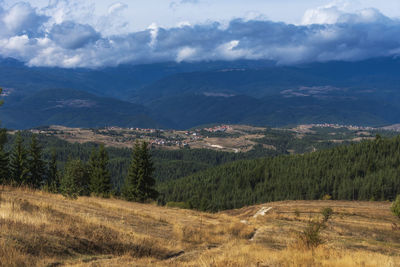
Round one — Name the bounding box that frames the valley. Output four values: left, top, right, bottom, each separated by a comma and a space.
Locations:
24, 123, 397, 154
1, 1, 400, 266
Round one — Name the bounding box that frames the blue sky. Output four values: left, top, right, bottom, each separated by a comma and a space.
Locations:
0, 0, 400, 68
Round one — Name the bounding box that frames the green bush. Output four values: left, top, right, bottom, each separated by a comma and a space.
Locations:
321, 207, 333, 222
299, 220, 325, 249
391, 195, 400, 218
294, 209, 300, 217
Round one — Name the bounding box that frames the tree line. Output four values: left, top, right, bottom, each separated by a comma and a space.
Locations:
0, 131, 158, 202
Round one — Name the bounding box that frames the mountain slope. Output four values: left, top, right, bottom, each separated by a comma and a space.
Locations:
2, 57, 400, 129
0, 88, 160, 129
135, 57, 400, 128
0, 58, 275, 99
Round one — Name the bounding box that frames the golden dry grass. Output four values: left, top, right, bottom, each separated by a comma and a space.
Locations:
1, 187, 400, 266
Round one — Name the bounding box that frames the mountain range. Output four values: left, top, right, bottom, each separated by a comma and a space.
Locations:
1, 57, 400, 129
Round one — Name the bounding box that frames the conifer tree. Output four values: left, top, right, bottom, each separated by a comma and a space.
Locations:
0, 89, 8, 184
9, 132, 28, 185
89, 144, 111, 197
60, 159, 89, 199
137, 141, 158, 201
123, 141, 158, 202
47, 149, 59, 193
122, 142, 140, 201
0, 128, 8, 184
28, 134, 45, 188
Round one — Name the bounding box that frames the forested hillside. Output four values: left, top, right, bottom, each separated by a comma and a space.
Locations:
158, 136, 400, 211
3, 130, 400, 212
4, 131, 276, 189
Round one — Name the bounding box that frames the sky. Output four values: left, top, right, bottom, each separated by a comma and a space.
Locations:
0, 0, 400, 68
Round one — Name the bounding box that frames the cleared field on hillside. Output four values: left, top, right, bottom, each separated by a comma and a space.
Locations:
1, 187, 400, 266
24, 124, 390, 153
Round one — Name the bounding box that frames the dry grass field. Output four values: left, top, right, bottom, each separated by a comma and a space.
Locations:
1, 186, 400, 266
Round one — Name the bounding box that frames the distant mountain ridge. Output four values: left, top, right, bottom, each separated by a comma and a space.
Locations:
0, 88, 160, 129
1, 57, 400, 129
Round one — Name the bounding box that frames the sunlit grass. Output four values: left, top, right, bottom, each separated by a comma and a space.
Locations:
1, 186, 399, 266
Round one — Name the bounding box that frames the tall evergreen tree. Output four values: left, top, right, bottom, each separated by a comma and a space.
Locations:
123, 141, 158, 202
123, 142, 141, 201
28, 134, 45, 188
47, 149, 59, 193
137, 141, 158, 201
0, 88, 8, 184
0, 128, 8, 184
89, 144, 112, 197
60, 159, 89, 198
9, 132, 29, 185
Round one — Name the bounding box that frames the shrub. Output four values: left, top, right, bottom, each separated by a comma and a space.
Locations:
391, 195, 400, 218
321, 207, 333, 222
294, 209, 300, 217
322, 194, 332, 200
299, 220, 325, 249
60, 159, 89, 199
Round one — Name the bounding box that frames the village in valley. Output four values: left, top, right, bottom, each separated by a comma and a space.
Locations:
25, 123, 399, 153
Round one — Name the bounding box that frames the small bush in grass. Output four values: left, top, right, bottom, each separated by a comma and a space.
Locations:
321, 207, 333, 222
299, 220, 325, 249
322, 194, 332, 200
391, 195, 400, 218
294, 209, 300, 217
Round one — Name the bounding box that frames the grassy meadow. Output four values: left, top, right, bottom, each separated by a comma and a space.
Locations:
0, 186, 400, 266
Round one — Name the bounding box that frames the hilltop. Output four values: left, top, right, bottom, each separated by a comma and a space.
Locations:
1, 187, 399, 266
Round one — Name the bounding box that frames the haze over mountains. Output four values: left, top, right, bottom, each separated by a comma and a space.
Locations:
1, 56, 400, 129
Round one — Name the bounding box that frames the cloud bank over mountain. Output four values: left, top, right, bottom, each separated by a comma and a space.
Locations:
0, 1, 400, 68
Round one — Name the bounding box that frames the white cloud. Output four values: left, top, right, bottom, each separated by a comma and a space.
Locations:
148, 23, 158, 48
170, 0, 199, 10
50, 21, 100, 49
108, 2, 127, 14
1, 1, 400, 68
176, 46, 196, 62
2, 2, 47, 36
302, 6, 343, 25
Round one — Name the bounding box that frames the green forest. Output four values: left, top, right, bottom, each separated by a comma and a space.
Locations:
1, 126, 400, 211
1, 131, 276, 191
158, 135, 400, 211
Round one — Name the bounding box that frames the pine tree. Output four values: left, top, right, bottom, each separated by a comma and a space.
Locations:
0, 128, 8, 184
0, 89, 8, 184
89, 144, 111, 197
60, 159, 89, 199
28, 134, 45, 188
9, 132, 29, 185
123, 141, 158, 202
47, 149, 59, 193
122, 142, 141, 201
137, 141, 158, 201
